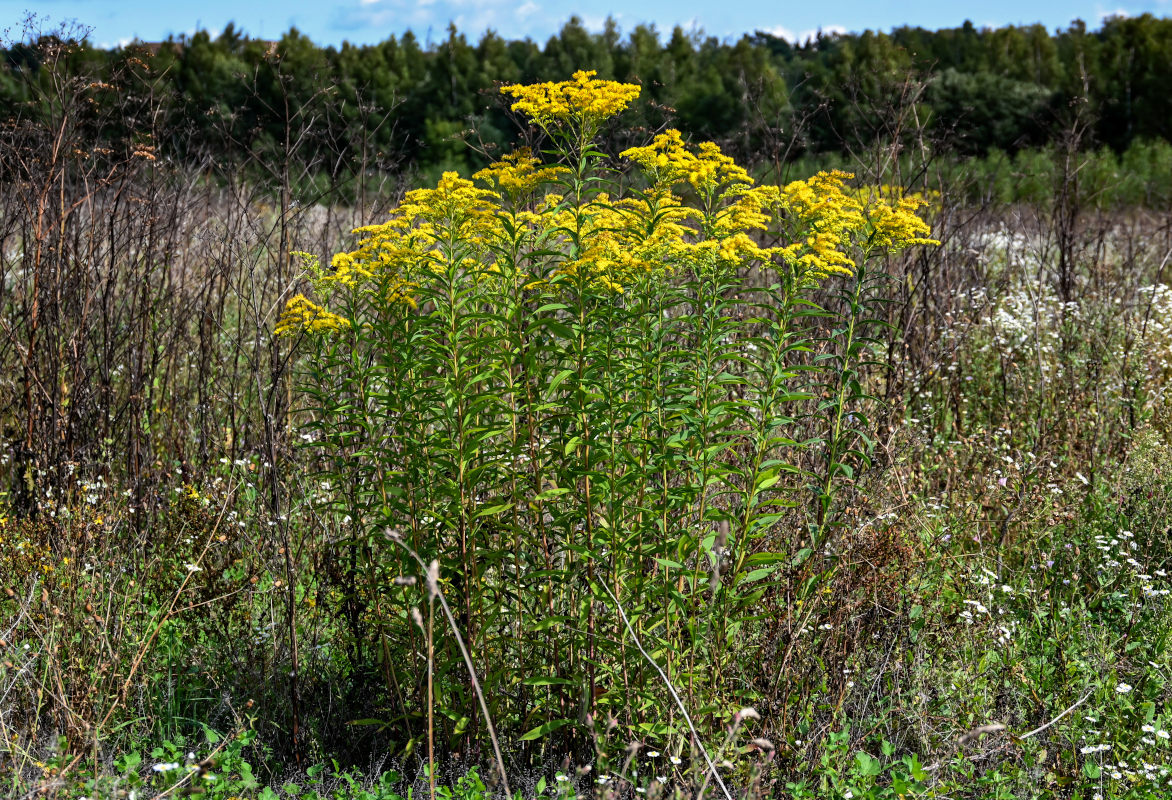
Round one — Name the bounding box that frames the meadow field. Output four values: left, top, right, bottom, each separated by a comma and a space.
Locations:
2, 24, 1172, 800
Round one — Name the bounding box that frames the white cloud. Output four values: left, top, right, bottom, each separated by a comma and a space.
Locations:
763, 25, 797, 41
1097, 7, 1132, 20
579, 14, 612, 30
180, 25, 222, 40
764, 23, 846, 44
335, 0, 515, 33
97, 36, 133, 49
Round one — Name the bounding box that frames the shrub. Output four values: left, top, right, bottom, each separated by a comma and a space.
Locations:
278, 70, 936, 765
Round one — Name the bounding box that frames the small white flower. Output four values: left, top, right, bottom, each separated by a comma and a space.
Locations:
669, 756, 681, 765
1117, 683, 1133, 694
635, 789, 646, 794
1159, 730, 1170, 740
554, 773, 568, 783
844, 792, 854, 799
152, 763, 180, 773
1144, 725, 1156, 733
647, 750, 660, 758
185, 563, 202, 573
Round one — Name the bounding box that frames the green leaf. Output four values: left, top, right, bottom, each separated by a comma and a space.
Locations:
744, 553, 785, 566
529, 616, 572, 632
855, 751, 881, 776
754, 470, 781, 492
534, 487, 570, 501
548, 368, 575, 395
522, 676, 575, 686
519, 718, 574, 741
635, 722, 679, 736
119, 751, 141, 773
475, 503, 512, 518
738, 566, 778, 584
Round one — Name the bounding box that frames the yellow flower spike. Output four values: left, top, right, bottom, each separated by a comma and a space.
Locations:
501, 70, 641, 142
473, 148, 569, 201
541, 191, 681, 293
275, 294, 350, 336
621, 129, 696, 187
691, 141, 753, 193
396, 171, 499, 238
864, 195, 941, 251
625, 133, 745, 191
773, 170, 870, 279
318, 170, 503, 307
712, 184, 776, 238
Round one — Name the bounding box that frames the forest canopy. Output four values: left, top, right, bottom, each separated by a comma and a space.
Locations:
3, 13, 1171, 180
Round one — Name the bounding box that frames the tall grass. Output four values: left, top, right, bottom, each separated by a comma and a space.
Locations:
3, 39, 1172, 800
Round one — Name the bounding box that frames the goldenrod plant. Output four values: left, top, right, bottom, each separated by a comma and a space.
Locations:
278, 70, 936, 767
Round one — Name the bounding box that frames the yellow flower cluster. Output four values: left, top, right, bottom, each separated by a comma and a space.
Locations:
619, 131, 781, 270
850, 184, 939, 249
689, 230, 775, 268
311, 172, 498, 311
274, 76, 938, 334
473, 148, 569, 200
710, 184, 777, 238
501, 70, 641, 140
548, 193, 695, 293
774, 171, 939, 278
275, 294, 350, 336
620, 129, 752, 195
864, 195, 939, 250
775, 171, 867, 278
382, 171, 499, 250
620, 129, 694, 186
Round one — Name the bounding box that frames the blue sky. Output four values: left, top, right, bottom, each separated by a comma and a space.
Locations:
9, 0, 1172, 49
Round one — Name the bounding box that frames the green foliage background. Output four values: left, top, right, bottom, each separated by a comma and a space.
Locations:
6, 14, 1172, 182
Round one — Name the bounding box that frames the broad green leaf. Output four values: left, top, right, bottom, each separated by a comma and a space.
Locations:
519, 718, 574, 741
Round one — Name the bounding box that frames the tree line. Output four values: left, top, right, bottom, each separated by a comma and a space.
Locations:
3, 13, 1172, 184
